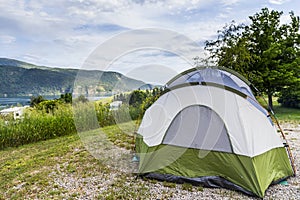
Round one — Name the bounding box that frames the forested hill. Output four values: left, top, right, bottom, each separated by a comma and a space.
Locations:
0, 58, 145, 97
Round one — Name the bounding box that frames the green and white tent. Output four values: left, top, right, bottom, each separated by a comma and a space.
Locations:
135, 67, 294, 198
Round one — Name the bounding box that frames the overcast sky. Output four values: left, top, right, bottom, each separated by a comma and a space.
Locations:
0, 0, 299, 83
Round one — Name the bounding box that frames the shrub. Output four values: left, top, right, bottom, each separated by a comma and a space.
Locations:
278, 85, 300, 108
94, 102, 115, 127
30, 95, 45, 107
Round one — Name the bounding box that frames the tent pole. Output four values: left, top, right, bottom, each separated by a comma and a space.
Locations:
253, 86, 296, 176
271, 112, 297, 176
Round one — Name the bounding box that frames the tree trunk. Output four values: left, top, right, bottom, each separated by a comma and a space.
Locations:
268, 93, 273, 111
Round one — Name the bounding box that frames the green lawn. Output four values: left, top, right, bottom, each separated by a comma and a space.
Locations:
0, 133, 92, 199
257, 96, 300, 124
273, 105, 300, 123
0, 122, 152, 199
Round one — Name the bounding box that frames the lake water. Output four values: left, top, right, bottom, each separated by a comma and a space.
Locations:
0, 97, 31, 108
0, 95, 111, 110
0, 96, 59, 110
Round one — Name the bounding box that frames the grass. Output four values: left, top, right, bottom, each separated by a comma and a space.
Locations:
0, 133, 79, 199
257, 96, 300, 124
102, 120, 138, 150
181, 182, 193, 191
273, 106, 300, 124
0, 120, 207, 199
162, 181, 177, 188
0, 121, 154, 199
96, 96, 113, 104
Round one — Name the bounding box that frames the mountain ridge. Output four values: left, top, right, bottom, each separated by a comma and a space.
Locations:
0, 58, 145, 97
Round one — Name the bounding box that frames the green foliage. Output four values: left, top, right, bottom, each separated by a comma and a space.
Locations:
30, 95, 45, 107
111, 89, 163, 124
205, 8, 300, 109
163, 181, 177, 188
278, 84, 300, 108
128, 105, 142, 121
113, 90, 148, 106
73, 101, 99, 132
181, 183, 193, 191
60, 93, 72, 103
30, 93, 73, 113
94, 102, 142, 127
128, 90, 147, 106
0, 112, 13, 121
112, 104, 135, 124
36, 99, 61, 113
140, 88, 164, 117
95, 102, 115, 127
0, 104, 76, 150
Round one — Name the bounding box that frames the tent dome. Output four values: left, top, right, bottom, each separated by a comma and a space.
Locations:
166, 67, 254, 98
136, 67, 294, 198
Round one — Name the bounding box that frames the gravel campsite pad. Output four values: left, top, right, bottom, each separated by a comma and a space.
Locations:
46, 123, 300, 200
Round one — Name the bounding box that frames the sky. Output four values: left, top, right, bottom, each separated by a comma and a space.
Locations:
1, 0, 299, 84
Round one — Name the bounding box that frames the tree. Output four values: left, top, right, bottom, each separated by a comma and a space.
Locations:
30, 95, 45, 107
36, 100, 60, 113
128, 90, 147, 106
205, 8, 300, 110
60, 93, 72, 103
278, 84, 300, 108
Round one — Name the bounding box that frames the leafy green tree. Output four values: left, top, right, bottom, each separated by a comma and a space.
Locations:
128, 90, 147, 107
95, 102, 114, 126
205, 8, 300, 109
60, 93, 72, 103
36, 100, 60, 113
278, 84, 300, 108
30, 95, 45, 107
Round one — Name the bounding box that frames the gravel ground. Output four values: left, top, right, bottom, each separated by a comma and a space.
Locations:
50, 123, 300, 199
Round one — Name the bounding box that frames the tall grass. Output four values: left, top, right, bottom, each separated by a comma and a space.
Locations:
73, 102, 100, 131
0, 99, 144, 150
0, 104, 76, 150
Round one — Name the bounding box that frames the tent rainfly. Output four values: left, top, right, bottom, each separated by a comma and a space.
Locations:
135, 67, 295, 198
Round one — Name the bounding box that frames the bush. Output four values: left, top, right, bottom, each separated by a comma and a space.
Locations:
94, 102, 115, 127
30, 95, 45, 107
278, 85, 300, 108
36, 99, 61, 113
128, 90, 147, 106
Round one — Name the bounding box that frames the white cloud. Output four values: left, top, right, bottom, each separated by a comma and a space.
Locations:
220, 0, 240, 6
0, 0, 299, 71
0, 35, 16, 44
269, 0, 290, 5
